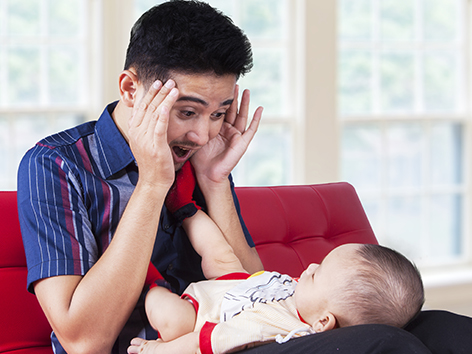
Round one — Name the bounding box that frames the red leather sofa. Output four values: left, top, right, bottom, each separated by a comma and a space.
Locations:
0, 182, 377, 354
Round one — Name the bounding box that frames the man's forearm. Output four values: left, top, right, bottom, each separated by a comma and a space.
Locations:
35, 183, 168, 354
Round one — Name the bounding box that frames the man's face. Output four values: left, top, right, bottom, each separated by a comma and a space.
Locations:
164, 72, 237, 171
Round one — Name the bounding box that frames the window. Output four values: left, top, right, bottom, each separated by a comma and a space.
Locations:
338, 0, 468, 266
135, 0, 299, 186
217, 0, 295, 186
2, 0, 296, 189
0, 0, 92, 190
5, 0, 468, 270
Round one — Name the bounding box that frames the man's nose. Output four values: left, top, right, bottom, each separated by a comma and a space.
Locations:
185, 118, 211, 146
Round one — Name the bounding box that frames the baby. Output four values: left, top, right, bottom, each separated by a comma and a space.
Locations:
128, 162, 424, 354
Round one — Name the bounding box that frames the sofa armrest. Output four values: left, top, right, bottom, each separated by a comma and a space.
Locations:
0, 191, 53, 354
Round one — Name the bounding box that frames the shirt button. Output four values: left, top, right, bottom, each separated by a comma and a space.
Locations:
168, 263, 174, 271
164, 224, 170, 230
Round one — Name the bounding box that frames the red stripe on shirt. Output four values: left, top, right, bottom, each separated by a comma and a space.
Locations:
57, 156, 82, 274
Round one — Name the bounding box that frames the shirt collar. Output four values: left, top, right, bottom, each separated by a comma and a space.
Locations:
95, 101, 135, 179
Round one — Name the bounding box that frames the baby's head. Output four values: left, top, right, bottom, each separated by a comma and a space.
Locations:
295, 243, 424, 333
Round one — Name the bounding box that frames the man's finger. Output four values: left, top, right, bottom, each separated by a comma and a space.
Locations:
130, 80, 162, 128
153, 87, 179, 141
241, 106, 263, 144
234, 89, 251, 132
140, 80, 176, 130
225, 85, 240, 126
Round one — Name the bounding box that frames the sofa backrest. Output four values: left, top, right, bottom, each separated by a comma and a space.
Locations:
0, 182, 376, 353
235, 182, 377, 277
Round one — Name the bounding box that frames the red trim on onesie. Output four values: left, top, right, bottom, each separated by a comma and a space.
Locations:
181, 293, 199, 314
291, 277, 311, 325
199, 321, 218, 354
297, 310, 310, 325
216, 272, 251, 280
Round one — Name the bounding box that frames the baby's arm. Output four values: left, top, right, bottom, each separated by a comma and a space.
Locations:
144, 161, 245, 342
166, 160, 247, 279
183, 210, 247, 279
145, 285, 197, 342
144, 226, 245, 344
144, 262, 196, 342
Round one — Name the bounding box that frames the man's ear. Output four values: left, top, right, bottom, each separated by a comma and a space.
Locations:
312, 312, 337, 333
119, 70, 139, 107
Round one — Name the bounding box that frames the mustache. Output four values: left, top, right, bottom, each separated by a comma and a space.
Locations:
170, 141, 202, 149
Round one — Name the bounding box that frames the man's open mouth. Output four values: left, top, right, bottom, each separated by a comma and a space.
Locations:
173, 146, 191, 158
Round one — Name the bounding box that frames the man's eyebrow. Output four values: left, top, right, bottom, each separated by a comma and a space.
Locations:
176, 96, 234, 107
221, 98, 234, 106
176, 96, 208, 106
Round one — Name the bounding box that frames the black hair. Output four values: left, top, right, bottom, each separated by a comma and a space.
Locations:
124, 0, 253, 85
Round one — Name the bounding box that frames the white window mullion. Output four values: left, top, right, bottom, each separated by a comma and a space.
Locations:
415, 0, 423, 114
378, 120, 388, 240
39, 0, 47, 106
372, 0, 380, 115
421, 120, 431, 261
303, 0, 337, 184
0, 48, 6, 108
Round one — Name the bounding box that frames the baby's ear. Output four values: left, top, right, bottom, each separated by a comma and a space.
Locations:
312, 312, 337, 333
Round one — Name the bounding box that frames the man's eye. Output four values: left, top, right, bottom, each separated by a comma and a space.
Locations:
212, 112, 226, 120
181, 111, 195, 117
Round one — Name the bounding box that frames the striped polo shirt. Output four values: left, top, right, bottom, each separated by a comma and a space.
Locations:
17, 101, 254, 353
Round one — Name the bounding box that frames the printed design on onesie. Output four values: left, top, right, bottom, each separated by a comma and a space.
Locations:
220, 271, 296, 322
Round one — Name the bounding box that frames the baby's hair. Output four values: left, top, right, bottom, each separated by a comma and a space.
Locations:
336, 244, 424, 328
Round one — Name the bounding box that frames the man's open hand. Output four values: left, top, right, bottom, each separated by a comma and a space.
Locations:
191, 85, 263, 187
128, 80, 179, 190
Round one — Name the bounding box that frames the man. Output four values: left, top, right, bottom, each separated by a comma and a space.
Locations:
18, 1, 262, 353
